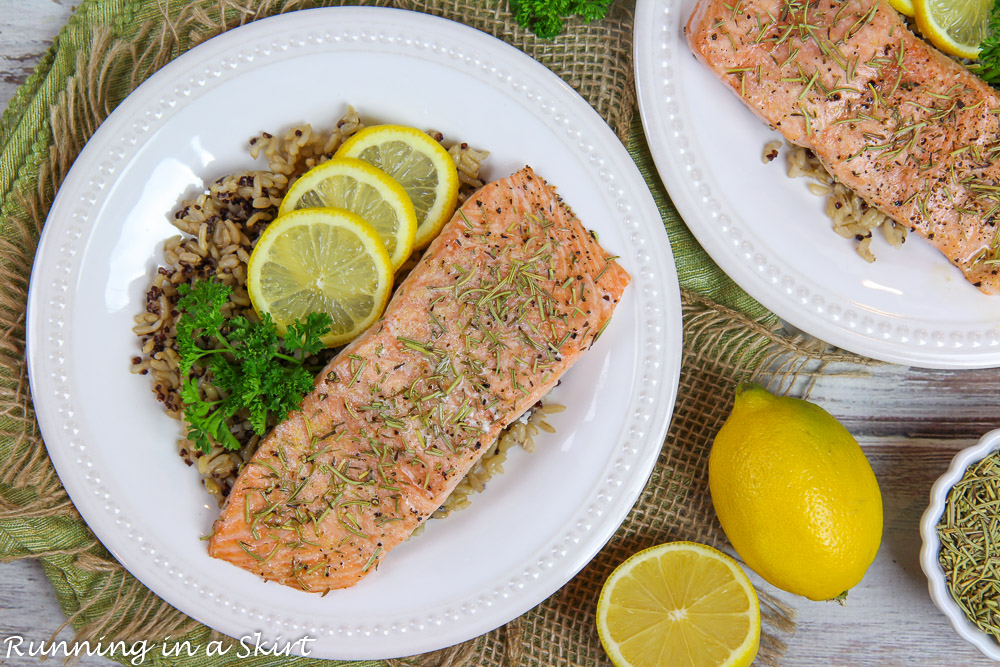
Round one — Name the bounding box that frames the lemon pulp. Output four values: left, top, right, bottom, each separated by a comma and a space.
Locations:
597, 541, 760, 667
914, 0, 992, 58
337, 125, 459, 249
279, 157, 417, 270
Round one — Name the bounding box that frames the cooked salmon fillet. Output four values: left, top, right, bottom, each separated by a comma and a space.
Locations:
208, 166, 630, 591
686, 0, 1000, 292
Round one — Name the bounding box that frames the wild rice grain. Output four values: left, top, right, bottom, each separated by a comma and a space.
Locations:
761, 139, 782, 163
779, 141, 900, 263
218, 255, 239, 271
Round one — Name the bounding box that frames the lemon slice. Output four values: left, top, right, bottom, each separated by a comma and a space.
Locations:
597, 542, 760, 667
336, 125, 459, 249
279, 157, 417, 270
247, 208, 393, 347
887, 0, 914, 17
914, 0, 992, 58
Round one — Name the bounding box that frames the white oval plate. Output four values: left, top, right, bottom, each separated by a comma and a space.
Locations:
635, 0, 1000, 369
25, 7, 681, 660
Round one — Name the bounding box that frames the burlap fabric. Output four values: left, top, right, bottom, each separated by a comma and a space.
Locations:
0, 0, 854, 664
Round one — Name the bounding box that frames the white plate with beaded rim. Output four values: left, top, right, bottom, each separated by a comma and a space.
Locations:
25, 6, 682, 660
635, 0, 1000, 369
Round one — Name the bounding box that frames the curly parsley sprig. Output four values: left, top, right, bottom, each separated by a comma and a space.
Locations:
972, 0, 1000, 85
175, 279, 332, 454
509, 0, 613, 39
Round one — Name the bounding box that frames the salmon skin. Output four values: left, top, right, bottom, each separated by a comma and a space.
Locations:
209, 166, 630, 592
686, 0, 1000, 292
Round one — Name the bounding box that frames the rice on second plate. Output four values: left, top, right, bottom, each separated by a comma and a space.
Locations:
129, 106, 550, 511
764, 140, 908, 263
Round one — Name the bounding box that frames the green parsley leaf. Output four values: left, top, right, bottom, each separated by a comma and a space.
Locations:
972, 1, 1000, 85
509, 0, 613, 39
285, 312, 334, 358
174, 279, 332, 454
179, 377, 241, 453
177, 279, 230, 336
175, 280, 232, 374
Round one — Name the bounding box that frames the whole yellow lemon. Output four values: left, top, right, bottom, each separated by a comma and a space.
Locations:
709, 383, 883, 601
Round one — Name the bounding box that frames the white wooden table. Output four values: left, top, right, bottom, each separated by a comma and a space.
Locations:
2, 3, 999, 665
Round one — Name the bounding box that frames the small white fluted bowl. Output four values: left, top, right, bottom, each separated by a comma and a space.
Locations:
920, 428, 1000, 661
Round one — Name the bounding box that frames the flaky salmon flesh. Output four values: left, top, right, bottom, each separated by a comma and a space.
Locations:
687, 0, 1000, 292
208, 166, 630, 592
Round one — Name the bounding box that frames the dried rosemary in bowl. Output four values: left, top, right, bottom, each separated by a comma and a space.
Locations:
938, 452, 1000, 641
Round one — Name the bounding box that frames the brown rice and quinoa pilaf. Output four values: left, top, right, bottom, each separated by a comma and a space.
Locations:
763, 139, 908, 263
130, 106, 551, 510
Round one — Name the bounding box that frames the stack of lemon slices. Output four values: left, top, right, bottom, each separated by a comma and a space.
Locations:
246, 125, 460, 347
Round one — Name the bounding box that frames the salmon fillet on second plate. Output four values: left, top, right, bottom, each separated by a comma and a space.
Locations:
686, 0, 1000, 292
209, 166, 630, 592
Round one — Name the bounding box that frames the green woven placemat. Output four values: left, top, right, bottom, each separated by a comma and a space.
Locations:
0, 1, 807, 665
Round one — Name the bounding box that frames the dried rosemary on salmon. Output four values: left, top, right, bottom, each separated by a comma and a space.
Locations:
687, 0, 1000, 292
208, 166, 630, 592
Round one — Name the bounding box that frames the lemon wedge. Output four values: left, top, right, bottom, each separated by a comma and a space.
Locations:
597, 541, 760, 667
914, 0, 992, 58
279, 157, 417, 270
336, 125, 459, 249
247, 208, 393, 347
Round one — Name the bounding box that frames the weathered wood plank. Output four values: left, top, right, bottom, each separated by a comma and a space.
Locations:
0, 0, 75, 110
805, 363, 1000, 440
0, 559, 108, 666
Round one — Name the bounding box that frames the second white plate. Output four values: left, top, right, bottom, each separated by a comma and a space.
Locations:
635, 0, 1000, 369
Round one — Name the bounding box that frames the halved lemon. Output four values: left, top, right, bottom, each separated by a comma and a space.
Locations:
279, 157, 417, 270
914, 0, 992, 58
247, 208, 393, 347
336, 125, 459, 249
597, 541, 760, 667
